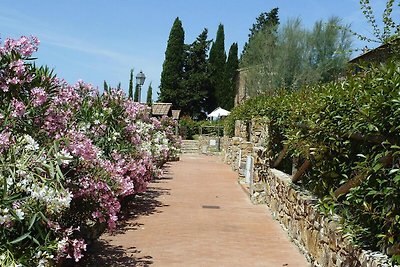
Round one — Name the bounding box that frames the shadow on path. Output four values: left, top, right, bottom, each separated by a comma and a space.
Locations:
73, 165, 173, 266
81, 240, 153, 267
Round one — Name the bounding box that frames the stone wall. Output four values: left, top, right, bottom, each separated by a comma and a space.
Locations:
223, 119, 397, 267
197, 135, 222, 154
262, 169, 395, 267
234, 68, 248, 107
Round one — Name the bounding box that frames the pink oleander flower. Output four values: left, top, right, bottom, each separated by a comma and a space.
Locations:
66, 130, 100, 161
53, 82, 82, 108
11, 98, 26, 117
0, 83, 9, 92
9, 59, 26, 76
7, 77, 21, 85
71, 239, 86, 262
73, 176, 121, 231
0, 131, 11, 152
42, 107, 71, 136
74, 79, 97, 97
151, 117, 162, 129
0, 35, 40, 57
31, 87, 48, 107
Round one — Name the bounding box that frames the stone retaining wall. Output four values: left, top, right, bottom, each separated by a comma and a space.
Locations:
261, 168, 395, 267
223, 119, 397, 267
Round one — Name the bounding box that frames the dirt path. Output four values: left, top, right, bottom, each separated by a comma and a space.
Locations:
84, 154, 309, 266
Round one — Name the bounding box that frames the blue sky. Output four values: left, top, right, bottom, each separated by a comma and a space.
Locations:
1, 1, 397, 101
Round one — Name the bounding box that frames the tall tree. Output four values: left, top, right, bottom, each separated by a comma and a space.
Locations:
242, 8, 280, 58
103, 80, 108, 93
208, 23, 226, 112
146, 82, 153, 105
306, 17, 352, 82
241, 17, 352, 97
128, 69, 134, 99
159, 17, 185, 106
134, 84, 139, 102
225, 43, 239, 110
117, 82, 121, 90
181, 28, 212, 118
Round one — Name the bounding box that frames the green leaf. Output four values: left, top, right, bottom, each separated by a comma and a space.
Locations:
373, 163, 382, 172
28, 213, 37, 230
9, 232, 31, 244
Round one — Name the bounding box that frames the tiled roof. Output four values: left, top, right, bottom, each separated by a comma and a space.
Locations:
171, 109, 181, 120
152, 102, 172, 116
349, 38, 400, 64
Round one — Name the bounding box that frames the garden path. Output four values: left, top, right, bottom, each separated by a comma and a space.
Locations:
85, 154, 309, 266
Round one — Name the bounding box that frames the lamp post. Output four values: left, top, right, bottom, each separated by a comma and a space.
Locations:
135, 70, 146, 103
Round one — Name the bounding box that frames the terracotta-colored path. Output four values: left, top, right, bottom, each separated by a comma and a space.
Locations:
86, 154, 309, 266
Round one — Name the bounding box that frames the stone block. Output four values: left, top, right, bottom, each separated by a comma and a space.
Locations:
306, 229, 319, 258
232, 137, 241, 145
321, 244, 332, 267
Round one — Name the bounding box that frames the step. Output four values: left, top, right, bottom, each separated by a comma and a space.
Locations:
181, 140, 200, 154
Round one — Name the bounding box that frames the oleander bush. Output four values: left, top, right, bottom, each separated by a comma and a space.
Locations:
0, 36, 180, 266
226, 61, 400, 263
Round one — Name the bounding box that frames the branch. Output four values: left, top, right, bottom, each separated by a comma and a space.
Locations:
273, 144, 288, 167
292, 159, 311, 183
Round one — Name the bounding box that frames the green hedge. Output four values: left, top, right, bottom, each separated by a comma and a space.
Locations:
226, 61, 400, 262
179, 117, 224, 139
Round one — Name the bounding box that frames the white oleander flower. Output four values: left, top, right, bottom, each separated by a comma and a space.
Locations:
6, 176, 13, 186
23, 134, 39, 151
55, 149, 73, 165
15, 209, 24, 220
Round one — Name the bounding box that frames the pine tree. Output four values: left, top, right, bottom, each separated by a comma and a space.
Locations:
208, 24, 226, 112
103, 80, 108, 93
225, 43, 239, 110
146, 82, 153, 105
159, 17, 185, 105
117, 82, 121, 90
241, 8, 279, 58
128, 69, 134, 99
181, 28, 212, 118
134, 84, 139, 102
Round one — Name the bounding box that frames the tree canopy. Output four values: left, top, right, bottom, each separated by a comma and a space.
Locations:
208, 24, 227, 112
159, 19, 239, 118
159, 17, 185, 105
180, 29, 211, 118
225, 43, 239, 110
241, 14, 352, 96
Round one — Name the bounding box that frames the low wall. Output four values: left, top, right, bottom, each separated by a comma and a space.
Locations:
262, 168, 395, 267
223, 119, 397, 267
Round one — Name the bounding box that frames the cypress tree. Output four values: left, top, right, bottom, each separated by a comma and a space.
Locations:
225, 43, 239, 110
103, 80, 108, 93
134, 84, 139, 102
117, 82, 121, 90
159, 17, 185, 106
208, 23, 227, 112
146, 82, 153, 105
128, 69, 134, 99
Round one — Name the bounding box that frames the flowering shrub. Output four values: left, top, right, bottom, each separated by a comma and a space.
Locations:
0, 36, 180, 265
